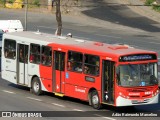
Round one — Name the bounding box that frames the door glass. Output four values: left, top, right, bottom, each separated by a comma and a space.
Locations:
19, 45, 28, 64
24, 46, 28, 64
103, 60, 114, 103
19, 45, 25, 63
55, 51, 65, 71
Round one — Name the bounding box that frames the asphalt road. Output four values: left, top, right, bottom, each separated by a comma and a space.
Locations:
0, 1, 160, 119
0, 74, 160, 120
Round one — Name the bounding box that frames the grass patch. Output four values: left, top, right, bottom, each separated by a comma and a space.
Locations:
26, 0, 40, 8
0, 0, 5, 4
145, 0, 160, 12
153, 5, 160, 12
32, 0, 40, 7
145, 0, 156, 5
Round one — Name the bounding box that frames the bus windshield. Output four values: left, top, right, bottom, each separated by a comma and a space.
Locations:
116, 63, 158, 87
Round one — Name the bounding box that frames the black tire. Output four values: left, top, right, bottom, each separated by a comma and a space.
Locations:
31, 77, 42, 95
90, 90, 101, 109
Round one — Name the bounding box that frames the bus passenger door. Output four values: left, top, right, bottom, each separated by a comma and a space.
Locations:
53, 51, 65, 93
17, 44, 28, 85
102, 60, 115, 104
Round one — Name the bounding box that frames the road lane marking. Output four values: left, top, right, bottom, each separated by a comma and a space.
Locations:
95, 34, 121, 39
94, 114, 116, 120
26, 97, 42, 102
149, 41, 160, 44
73, 109, 84, 112
52, 103, 65, 108
38, 26, 56, 30
2, 90, 15, 94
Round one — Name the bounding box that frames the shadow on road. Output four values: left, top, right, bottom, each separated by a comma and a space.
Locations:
7, 83, 160, 113
8, 83, 30, 91
82, 0, 160, 32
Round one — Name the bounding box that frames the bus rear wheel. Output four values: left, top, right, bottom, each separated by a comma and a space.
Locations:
90, 90, 101, 109
31, 77, 42, 95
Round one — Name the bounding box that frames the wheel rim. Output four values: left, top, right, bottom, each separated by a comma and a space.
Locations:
92, 94, 99, 105
33, 81, 39, 93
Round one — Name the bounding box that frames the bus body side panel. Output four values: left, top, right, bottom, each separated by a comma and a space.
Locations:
27, 64, 48, 92
1, 35, 17, 84
65, 83, 89, 100
2, 58, 17, 84
39, 65, 52, 92
28, 65, 47, 91
64, 72, 90, 100
64, 73, 102, 101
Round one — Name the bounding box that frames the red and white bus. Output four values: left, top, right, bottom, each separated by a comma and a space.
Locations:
1, 31, 159, 109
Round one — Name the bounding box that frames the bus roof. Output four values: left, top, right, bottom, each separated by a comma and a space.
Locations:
3, 31, 156, 59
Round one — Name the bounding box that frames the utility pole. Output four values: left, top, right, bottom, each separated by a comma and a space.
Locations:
55, 0, 62, 36
25, 0, 28, 31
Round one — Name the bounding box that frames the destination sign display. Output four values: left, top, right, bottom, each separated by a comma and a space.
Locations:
119, 54, 157, 62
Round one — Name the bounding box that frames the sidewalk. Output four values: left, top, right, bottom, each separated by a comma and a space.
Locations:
124, 0, 160, 23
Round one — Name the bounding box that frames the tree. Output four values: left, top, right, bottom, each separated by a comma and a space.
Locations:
55, 0, 62, 36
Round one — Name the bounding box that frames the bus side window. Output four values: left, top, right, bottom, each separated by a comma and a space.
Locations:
41, 46, 52, 66
30, 43, 40, 64
67, 51, 83, 72
4, 39, 16, 59
84, 54, 100, 76
30, 54, 34, 62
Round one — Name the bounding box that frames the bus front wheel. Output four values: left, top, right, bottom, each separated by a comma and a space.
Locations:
31, 77, 42, 95
91, 90, 101, 109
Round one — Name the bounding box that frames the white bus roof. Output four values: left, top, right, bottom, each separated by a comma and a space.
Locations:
3, 31, 156, 58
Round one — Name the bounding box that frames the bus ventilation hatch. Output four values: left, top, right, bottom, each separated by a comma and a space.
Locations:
108, 45, 129, 50
94, 42, 103, 46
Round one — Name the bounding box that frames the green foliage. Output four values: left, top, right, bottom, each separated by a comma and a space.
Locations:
32, 0, 40, 7
145, 0, 155, 5
0, 0, 13, 4
153, 5, 160, 12
8, 0, 14, 4
145, 0, 160, 12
